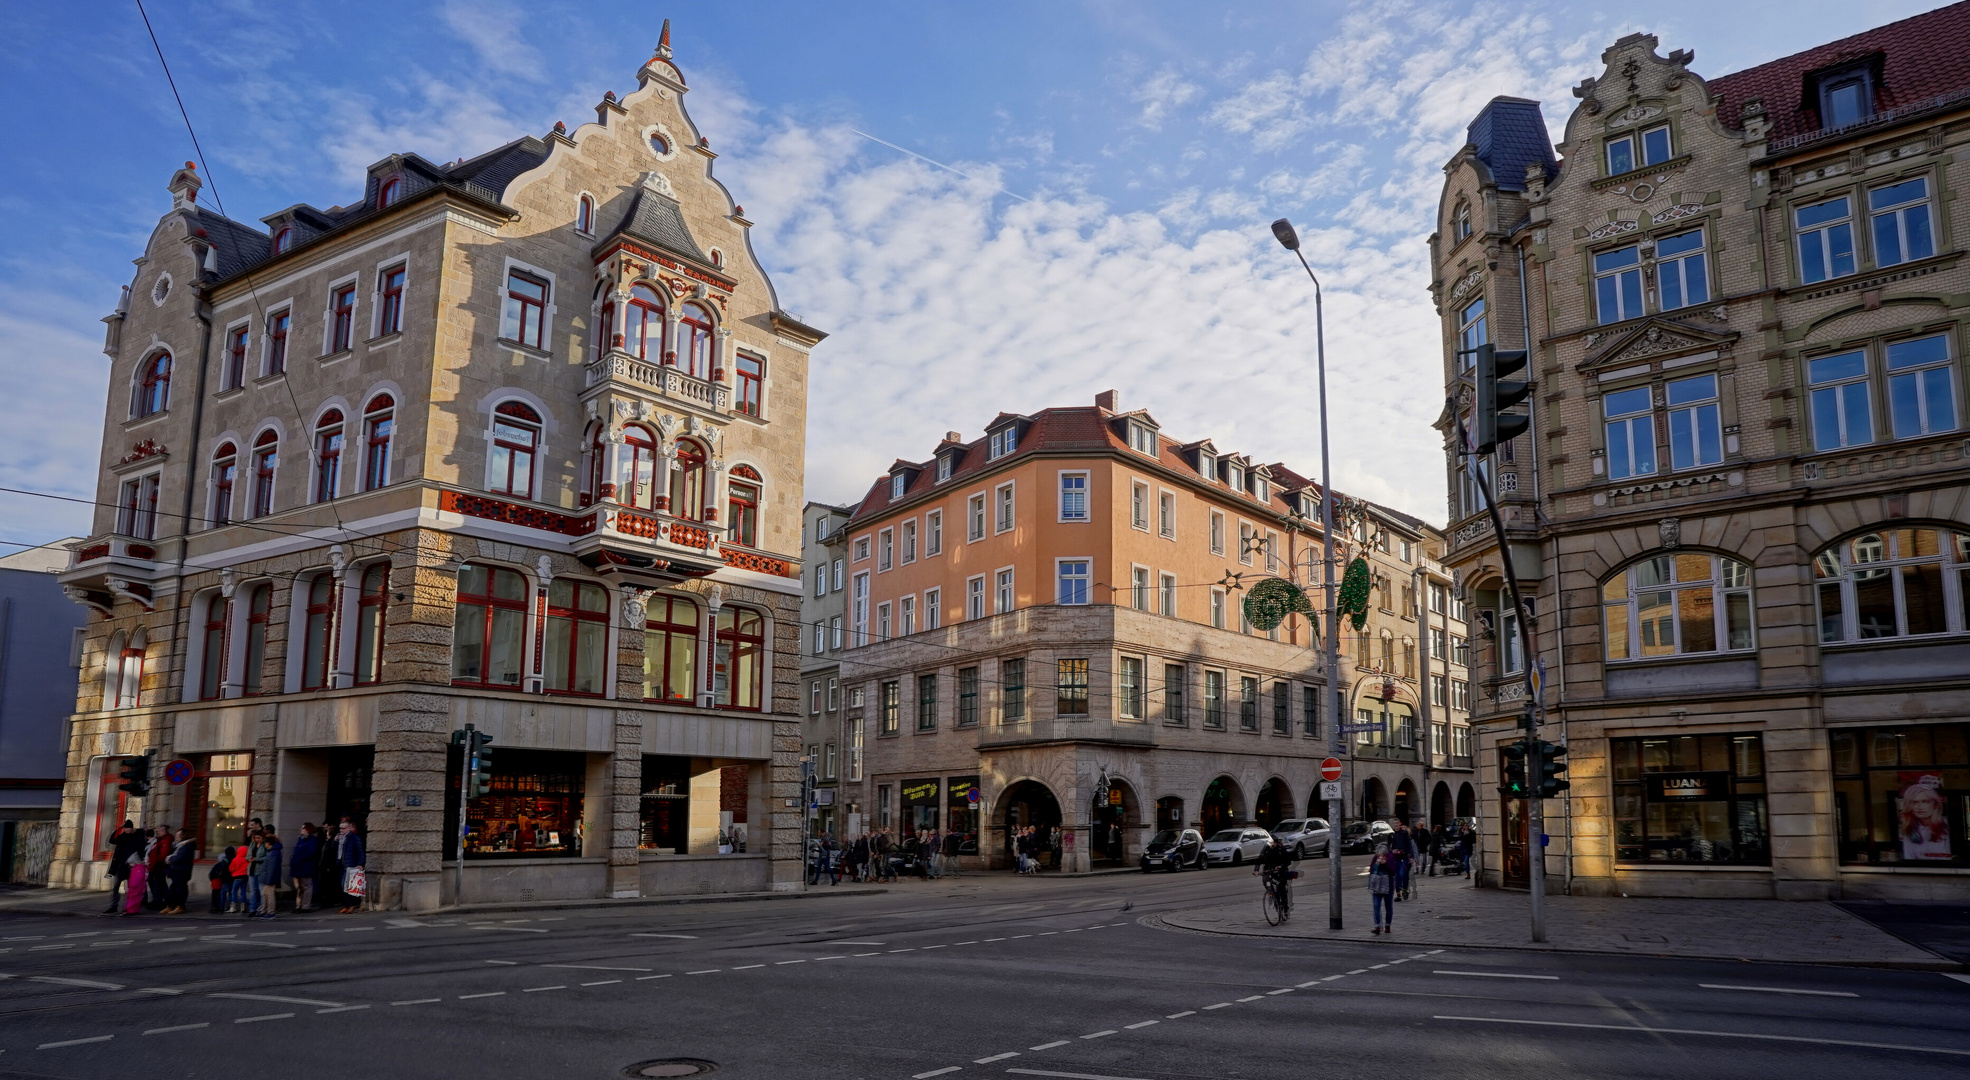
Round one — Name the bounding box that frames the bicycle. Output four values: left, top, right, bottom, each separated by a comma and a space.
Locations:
1258, 866, 1293, 925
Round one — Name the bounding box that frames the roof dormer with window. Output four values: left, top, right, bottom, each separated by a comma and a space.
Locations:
985, 414, 1029, 461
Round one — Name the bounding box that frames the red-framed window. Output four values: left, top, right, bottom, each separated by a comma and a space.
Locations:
597, 299, 615, 359
93, 758, 128, 857
377, 177, 400, 208
273, 227, 292, 254
330, 285, 356, 353
362, 394, 393, 490
727, 482, 759, 548
118, 474, 159, 540
199, 592, 229, 700
735, 354, 763, 416
679, 301, 714, 379
242, 584, 270, 695
488, 401, 540, 498
354, 563, 387, 685
266, 311, 289, 375
628, 283, 664, 360
502, 270, 548, 349
620, 423, 657, 509
643, 595, 699, 702
545, 578, 608, 696
452, 564, 528, 689
113, 645, 144, 708
314, 409, 344, 502
224, 328, 248, 389
378, 266, 405, 336
576, 195, 594, 233
714, 606, 765, 711
251, 431, 278, 517
670, 439, 706, 521
136, 351, 171, 417
211, 443, 237, 526
301, 573, 335, 690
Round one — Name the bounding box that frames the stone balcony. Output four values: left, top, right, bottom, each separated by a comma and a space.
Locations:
585, 350, 730, 417
58, 533, 159, 614
436, 490, 796, 585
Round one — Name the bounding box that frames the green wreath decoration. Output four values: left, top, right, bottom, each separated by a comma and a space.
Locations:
1240, 577, 1312, 633
1336, 556, 1372, 631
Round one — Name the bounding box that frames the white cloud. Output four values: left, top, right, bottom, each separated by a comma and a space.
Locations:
442, 0, 544, 79
0, 293, 112, 547
1132, 66, 1200, 129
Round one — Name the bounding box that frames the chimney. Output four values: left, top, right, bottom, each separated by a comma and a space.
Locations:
943, 431, 963, 444
1094, 389, 1119, 412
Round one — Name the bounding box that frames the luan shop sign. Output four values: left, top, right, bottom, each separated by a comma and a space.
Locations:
1646, 772, 1731, 801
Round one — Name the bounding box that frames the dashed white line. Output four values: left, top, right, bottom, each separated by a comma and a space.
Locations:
523, 986, 566, 992
635, 974, 672, 981
30, 944, 76, 951
391, 998, 441, 1005
1321, 975, 1345, 982
234, 1013, 294, 1023
581, 980, 622, 986
1013, 934, 1033, 939
458, 992, 506, 999
1434, 1015, 1970, 1057
1029, 1039, 1070, 1050
686, 970, 721, 975
316, 1005, 370, 1014
145, 1023, 209, 1034
854, 952, 883, 957
1124, 1020, 1158, 1029
1699, 984, 1858, 998
546, 963, 650, 972
1203, 1002, 1233, 1010
984, 938, 1007, 942
1266, 988, 1295, 995
1370, 963, 1390, 969
40, 1035, 113, 1048
211, 993, 342, 1007
954, 941, 978, 946
921, 945, 946, 950
1434, 970, 1559, 981
830, 940, 885, 945
1165, 1011, 1196, 1019
887, 949, 914, 954
1236, 995, 1265, 1002
912, 1068, 961, 1079
485, 960, 519, 966
31, 976, 123, 990
776, 960, 806, 965
731, 964, 765, 970
815, 955, 847, 961
1080, 1030, 1116, 1039
632, 933, 698, 939
296, 930, 334, 935
975, 1051, 1020, 1063
1347, 968, 1368, 974
137, 988, 183, 995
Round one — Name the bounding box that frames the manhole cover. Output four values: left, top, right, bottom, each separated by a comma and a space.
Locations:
1435, 914, 1476, 920
623, 1060, 717, 1077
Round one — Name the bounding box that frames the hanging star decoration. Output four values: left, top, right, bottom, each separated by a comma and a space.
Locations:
1241, 577, 1313, 634
1336, 556, 1372, 631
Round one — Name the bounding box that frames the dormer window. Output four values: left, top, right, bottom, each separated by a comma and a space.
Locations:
936, 454, 954, 482
890, 474, 907, 499
1197, 451, 1215, 479
377, 177, 401, 208
1255, 476, 1269, 502
1815, 62, 1877, 130
1127, 423, 1156, 455
988, 427, 1018, 460
1606, 125, 1671, 176
272, 228, 292, 255
1226, 463, 1243, 491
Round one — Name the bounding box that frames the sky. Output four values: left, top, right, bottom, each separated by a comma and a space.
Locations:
0, 0, 1941, 550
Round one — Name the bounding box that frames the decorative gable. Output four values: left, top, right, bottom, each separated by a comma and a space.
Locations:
1578, 315, 1737, 371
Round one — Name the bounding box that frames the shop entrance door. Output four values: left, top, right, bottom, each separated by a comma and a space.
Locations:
324, 747, 373, 836
1501, 795, 1528, 889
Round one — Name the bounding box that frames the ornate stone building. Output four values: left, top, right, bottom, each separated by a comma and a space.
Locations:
54, 29, 821, 907
1434, 7, 1970, 899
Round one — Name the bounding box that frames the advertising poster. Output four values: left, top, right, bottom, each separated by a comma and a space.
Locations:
1898, 772, 1952, 861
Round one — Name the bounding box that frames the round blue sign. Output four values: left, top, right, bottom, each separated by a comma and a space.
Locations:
967, 789, 980, 803
163, 758, 194, 786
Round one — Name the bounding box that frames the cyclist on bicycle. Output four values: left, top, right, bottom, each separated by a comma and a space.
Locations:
1255, 836, 1295, 907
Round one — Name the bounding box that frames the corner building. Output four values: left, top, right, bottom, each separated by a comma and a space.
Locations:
1434, 6, 1970, 900
834, 391, 1471, 871
54, 34, 823, 907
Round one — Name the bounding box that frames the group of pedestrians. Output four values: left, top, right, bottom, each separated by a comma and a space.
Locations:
813, 828, 969, 884
1367, 819, 1476, 935
100, 818, 367, 918
1011, 825, 1058, 874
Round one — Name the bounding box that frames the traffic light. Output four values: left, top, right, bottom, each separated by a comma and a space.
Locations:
117, 754, 151, 798
1473, 343, 1532, 454
468, 730, 495, 799
1536, 739, 1570, 798
1499, 739, 1529, 799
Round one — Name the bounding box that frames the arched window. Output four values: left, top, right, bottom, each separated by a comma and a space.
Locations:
113, 632, 146, 709
354, 563, 388, 685
714, 606, 765, 711
224, 327, 248, 389
727, 479, 759, 547
627, 283, 664, 361
669, 438, 706, 520
597, 296, 615, 360
1815, 528, 1970, 643
619, 424, 658, 509
545, 578, 608, 696
1603, 553, 1754, 660
242, 584, 270, 695
488, 401, 540, 499
135, 352, 171, 417
377, 177, 401, 208
273, 228, 292, 255
363, 394, 394, 490
314, 409, 345, 502
576, 195, 594, 234
453, 564, 528, 688
643, 595, 699, 702
266, 310, 290, 375
679, 301, 714, 379
199, 592, 229, 701
301, 574, 336, 690
251, 431, 278, 517
210, 442, 237, 527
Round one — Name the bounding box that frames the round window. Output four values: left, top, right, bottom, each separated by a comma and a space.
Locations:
649, 132, 670, 155
151, 274, 172, 306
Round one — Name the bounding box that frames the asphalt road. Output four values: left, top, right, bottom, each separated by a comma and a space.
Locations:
3, 863, 1968, 1080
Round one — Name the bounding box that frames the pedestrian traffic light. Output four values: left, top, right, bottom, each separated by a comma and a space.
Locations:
468, 730, 495, 799
1536, 739, 1570, 798
1473, 343, 1532, 454
1499, 740, 1529, 799
117, 754, 150, 798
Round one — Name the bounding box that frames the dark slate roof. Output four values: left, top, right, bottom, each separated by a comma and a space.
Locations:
599, 181, 710, 264
445, 137, 551, 199
1709, 0, 1970, 145
190, 208, 273, 280
1466, 97, 1555, 191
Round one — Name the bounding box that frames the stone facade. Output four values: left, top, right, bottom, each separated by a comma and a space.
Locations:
1432, 18, 1970, 900
798, 501, 852, 834
55, 36, 818, 908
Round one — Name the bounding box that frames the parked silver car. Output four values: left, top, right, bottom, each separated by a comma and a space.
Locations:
1269, 818, 1332, 858
1202, 827, 1274, 866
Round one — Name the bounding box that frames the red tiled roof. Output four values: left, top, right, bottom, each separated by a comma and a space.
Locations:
1708, 1, 1970, 145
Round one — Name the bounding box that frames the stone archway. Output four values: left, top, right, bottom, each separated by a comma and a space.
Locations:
1254, 777, 1293, 829
1000, 779, 1062, 870
1090, 776, 1139, 864
1201, 775, 1245, 834
1456, 783, 1476, 819
1394, 778, 1418, 824
1430, 782, 1453, 827
1155, 795, 1185, 832
1360, 776, 1387, 820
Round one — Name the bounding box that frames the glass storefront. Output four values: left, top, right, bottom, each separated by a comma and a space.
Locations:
184, 752, 253, 859
461, 749, 584, 858
946, 775, 978, 851
1611, 733, 1769, 866
901, 777, 940, 834
1833, 723, 1970, 868
639, 755, 690, 853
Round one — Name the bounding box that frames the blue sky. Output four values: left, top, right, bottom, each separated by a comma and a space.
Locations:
0, 0, 1940, 550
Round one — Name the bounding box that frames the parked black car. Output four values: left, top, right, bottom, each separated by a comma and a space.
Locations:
1339, 820, 1394, 854
1140, 828, 1206, 872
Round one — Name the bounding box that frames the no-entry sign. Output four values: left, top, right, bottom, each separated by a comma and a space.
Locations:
1320, 758, 1343, 782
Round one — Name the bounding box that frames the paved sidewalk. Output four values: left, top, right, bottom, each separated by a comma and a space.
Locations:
1157, 871, 1958, 969
0, 882, 888, 920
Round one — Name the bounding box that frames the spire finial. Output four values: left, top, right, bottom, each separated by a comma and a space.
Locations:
656, 19, 673, 60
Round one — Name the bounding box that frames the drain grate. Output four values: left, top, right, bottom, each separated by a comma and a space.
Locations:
624, 1060, 717, 1078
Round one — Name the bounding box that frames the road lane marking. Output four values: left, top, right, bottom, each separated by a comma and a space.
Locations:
636, 975, 672, 981
984, 938, 1006, 942
485, 960, 518, 966
458, 992, 506, 999
546, 964, 651, 972
235, 1013, 294, 1023
854, 952, 883, 957
888, 949, 914, 953
1267, 988, 1295, 995
1203, 1002, 1233, 1010
210, 993, 342, 1007
976, 1052, 1020, 1063
1013, 935, 1032, 939
145, 1024, 209, 1034
137, 988, 183, 995
1028, 1040, 1070, 1050
203, 938, 298, 949
1236, 995, 1264, 1002
632, 933, 698, 939
776, 960, 806, 965
316, 1005, 370, 1013
1434, 971, 1558, 980
912, 1069, 961, 1079
392, 998, 442, 1005
1165, 1011, 1195, 1019
1699, 984, 1858, 998
830, 940, 885, 945
581, 980, 622, 986
1321, 975, 1345, 982
523, 986, 566, 992
1007, 1070, 1159, 1080
1944, 973, 1970, 986
1370, 963, 1390, 969
40, 1035, 113, 1048
1124, 1020, 1158, 1029
955, 941, 979, 945
1435, 1015, 1970, 1057
686, 970, 721, 975
477, 927, 547, 933
815, 956, 847, 960
30, 944, 76, 950
31, 976, 123, 990
1347, 968, 1367, 974
1080, 1030, 1116, 1039
731, 964, 765, 970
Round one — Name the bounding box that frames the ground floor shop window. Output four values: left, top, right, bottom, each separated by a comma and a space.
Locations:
901, 777, 941, 834
1833, 723, 1970, 868
639, 755, 690, 853
92, 758, 129, 857
183, 752, 253, 859
461, 749, 584, 858
1610, 733, 1768, 866
946, 775, 978, 851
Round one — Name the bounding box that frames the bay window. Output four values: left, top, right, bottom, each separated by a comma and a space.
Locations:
628, 283, 664, 360
1060, 472, 1089, 522
210, 443, 236, 527
378, 265, 405, 336
727, 482, 759, 546
1457, 298, 1486, 372
117, 474, 159, 540
670, 439, 706, 519
330, 285, 356, 353
362, 394, 394, 490
198, 593, 228, 701
313, 409, 344, 502
679, 301, 714, 379
135, 351, 171, 417
266, 310, 289, 376
224, 327, 248, 389
1057, 559, 1090, 605
735, 354, 763, 416
242, 585, 270, 695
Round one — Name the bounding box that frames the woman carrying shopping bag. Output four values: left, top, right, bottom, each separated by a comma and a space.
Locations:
1368, 843, 1395, 935
335, 820, 367, 914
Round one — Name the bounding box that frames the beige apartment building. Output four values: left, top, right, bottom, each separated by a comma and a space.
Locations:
1434, 6, 1970, 899
830, 392, 1469, 871
53, 34, 822, 908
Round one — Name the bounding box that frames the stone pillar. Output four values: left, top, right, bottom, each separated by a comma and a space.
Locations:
366, 690, 452, 911
653, 443, 675, 512
610, 587, 650, 897
599, 424, 624, 504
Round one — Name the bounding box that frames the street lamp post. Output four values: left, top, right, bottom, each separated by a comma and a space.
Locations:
1271, 218, 1348, 930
